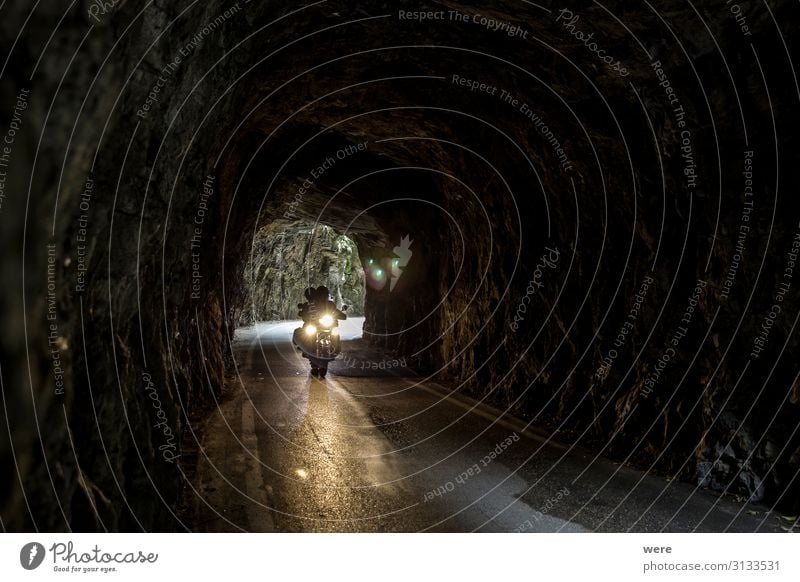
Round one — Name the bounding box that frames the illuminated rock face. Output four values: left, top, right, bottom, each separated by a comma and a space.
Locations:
2, 1, 800, 530
238, 222, 365, 324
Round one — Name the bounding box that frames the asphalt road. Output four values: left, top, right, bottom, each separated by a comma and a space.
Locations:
187, 318, 784, 533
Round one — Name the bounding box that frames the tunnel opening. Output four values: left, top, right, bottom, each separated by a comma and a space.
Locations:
237, 220, 366, 327
216, 124, 467, 373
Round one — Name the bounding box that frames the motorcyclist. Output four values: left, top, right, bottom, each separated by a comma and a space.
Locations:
312, 285, 347, 322
294, 285, 347, 378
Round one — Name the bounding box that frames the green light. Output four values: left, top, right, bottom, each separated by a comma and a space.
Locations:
376, 269, 383, 276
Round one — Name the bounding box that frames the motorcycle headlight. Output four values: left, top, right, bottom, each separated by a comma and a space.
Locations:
319, 314, 334, 327
304, 324, 317, 336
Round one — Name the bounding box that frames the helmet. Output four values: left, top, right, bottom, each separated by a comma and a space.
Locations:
304, 287, 315, 300
316, 285, 332, 301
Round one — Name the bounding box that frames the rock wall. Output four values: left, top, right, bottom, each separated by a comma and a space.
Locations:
238, 221, 365, 324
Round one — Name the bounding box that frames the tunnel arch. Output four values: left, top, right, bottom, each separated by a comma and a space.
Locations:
4, 0, 800, 532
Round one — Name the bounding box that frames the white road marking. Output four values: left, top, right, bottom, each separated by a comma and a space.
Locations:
418, 382, 567, 450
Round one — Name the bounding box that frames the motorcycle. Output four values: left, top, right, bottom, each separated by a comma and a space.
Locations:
292, 305, 348, 378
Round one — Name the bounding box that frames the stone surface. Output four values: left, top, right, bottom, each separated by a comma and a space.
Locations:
238, 221, 365, 324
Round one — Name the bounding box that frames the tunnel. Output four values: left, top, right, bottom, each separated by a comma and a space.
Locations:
2, 1, 800, 533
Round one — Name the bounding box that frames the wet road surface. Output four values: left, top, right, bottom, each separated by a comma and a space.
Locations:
187, 319, 784, 532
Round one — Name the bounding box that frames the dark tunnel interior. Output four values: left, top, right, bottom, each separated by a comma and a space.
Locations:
1, 0, 800, 534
